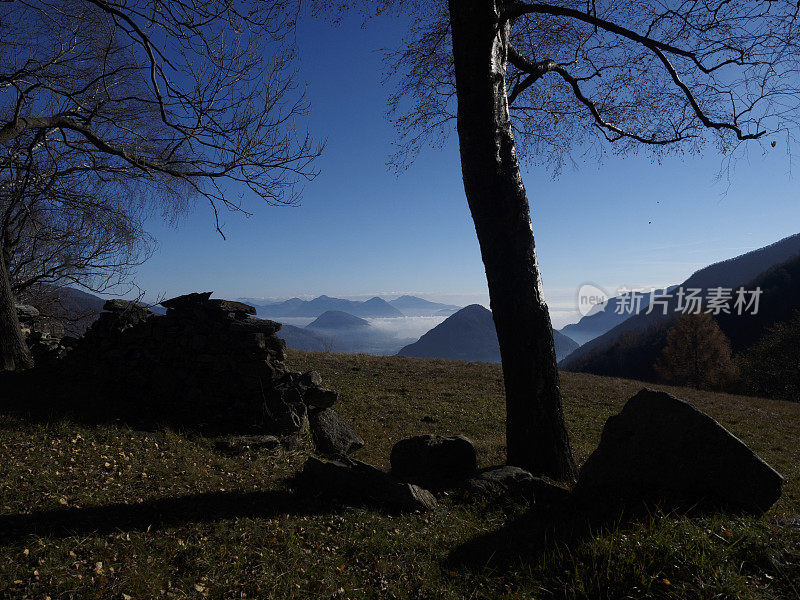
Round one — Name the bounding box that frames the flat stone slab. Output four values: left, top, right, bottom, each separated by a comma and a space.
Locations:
297, 457, 437, 512
573, 388, 784, 514
208, 299, 256, 315
463, 466, 571, 504
160, 292, 213, 310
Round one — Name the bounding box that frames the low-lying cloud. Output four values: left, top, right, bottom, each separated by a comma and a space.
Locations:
366, 316, 447, 341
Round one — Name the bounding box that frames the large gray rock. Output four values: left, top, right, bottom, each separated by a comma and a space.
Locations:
573, 388, 784, 514
390, 434, 477, 486
309, 408, 364, 456
297, 457, 437, 512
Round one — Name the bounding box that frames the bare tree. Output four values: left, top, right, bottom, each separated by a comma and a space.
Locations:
2, 130, 155, 335
0, 0, 322, 370
321, 0, 800, 480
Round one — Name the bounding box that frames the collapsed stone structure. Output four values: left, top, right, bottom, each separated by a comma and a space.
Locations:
13, 299, 784, 515
15, 303, 70, 364
18, 292, 363, 453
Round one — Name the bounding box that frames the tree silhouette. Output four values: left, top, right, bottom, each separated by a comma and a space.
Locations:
318, 0, 800, 480
0, 0, 322, 371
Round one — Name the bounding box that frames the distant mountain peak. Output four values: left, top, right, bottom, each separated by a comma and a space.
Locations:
307, 310, 371, 330
387, 295, 462, 317
398, 304, 577, 363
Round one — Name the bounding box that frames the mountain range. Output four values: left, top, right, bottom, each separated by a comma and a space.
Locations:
558, 287, 675, 346
307, 310, 371, 330
562, 233, 800, 380
277, 310, 414, 355
397, 304, 579, 363
251, 295, 404, 318
560, 233, 800, 354
387, 295, 461, 317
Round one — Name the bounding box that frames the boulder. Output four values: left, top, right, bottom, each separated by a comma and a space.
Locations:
573, 388, 784, 514
309, 408, 364, 456
390, 434, 477, 487
297, 457, 437, 512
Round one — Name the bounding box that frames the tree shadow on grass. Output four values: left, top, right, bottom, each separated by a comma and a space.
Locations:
447, 491, 753, 577
447, 500, 598, 574
0, 368, 268, 436
0, 488, 327, 545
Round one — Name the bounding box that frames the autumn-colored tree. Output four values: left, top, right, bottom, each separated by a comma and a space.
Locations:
655, 314, 738, 390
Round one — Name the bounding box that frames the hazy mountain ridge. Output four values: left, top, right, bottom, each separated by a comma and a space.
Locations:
398, 304, 579, 363
275, 310, 414, 355
388, 295, 461, 317
562, 241, 800, 382
559, 286, 676, 346
253, 295, 403, 318
561, 233, 800, 367
307, 311, 371, 330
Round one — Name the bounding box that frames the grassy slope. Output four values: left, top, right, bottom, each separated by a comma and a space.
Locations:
0, 350, 798, 599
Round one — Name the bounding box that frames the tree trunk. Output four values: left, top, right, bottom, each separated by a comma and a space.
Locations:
0, 243, 34, 371
448, 0, 577, 481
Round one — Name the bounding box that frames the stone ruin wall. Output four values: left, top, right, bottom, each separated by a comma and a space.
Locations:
14, 292, 363, 455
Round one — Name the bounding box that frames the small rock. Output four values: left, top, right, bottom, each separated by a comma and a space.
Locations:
208, 299, 256, 315
14, 304, 40, 320
160, 292, 213, 311
478, 465, 535, 486
305, 387, 338, 410
390, 434, 477, 487
214, 435, 280, 453
464, 466, 570, 504
309, 408, 364, 456
103, 299, 150, 314
296, 457, 437, 512
273, 402, 309, 435
573, 388, 784, 514
234, 317, 282, 335
102, 300, 153, 325
299, 371, 323, 388
420, 416, 437, 424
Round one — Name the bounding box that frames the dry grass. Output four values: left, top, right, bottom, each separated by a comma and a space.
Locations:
0, 350, 797, 599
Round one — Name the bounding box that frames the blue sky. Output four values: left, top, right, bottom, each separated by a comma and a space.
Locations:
134, 12, 800, 328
